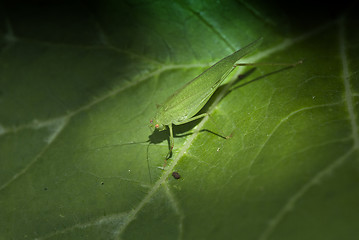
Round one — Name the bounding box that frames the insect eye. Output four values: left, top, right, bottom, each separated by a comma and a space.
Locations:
155, 124, 159, 128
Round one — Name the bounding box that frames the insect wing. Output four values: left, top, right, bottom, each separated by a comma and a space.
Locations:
156, 38, 263, 124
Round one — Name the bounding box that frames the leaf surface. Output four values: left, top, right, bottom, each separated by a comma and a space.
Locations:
0, 1, 358, 240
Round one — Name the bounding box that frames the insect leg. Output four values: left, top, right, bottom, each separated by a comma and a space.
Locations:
164, 114, 208, 165
169, 123, 174, 153
163, 124, 174, 168
146, 142, 152, 184
177, 113, 209, 125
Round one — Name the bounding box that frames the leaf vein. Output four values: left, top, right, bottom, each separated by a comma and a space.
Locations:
257, 148, 355, 240
247, 102, 344, 174
34, 212, 129, 240
0, 116, 69, 192
174, 0, 235, 51
163, 183, 184, 240
339, 17, 359, 148
111, 24, 336, 237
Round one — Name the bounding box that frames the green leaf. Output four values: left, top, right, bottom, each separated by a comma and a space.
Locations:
1, 1, 358, 239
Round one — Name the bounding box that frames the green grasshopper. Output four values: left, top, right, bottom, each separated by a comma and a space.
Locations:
149, 38, 298, 163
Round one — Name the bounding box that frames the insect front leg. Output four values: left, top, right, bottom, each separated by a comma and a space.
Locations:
168, 123, 174, 156
162, 124, 174, 168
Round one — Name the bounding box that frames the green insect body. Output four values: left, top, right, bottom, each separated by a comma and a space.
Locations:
150, 38, 263, 160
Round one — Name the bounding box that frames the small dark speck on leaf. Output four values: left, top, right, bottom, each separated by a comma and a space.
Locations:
101, 182, 104, 185
44, 187, 48, 191
172, 172, 181, 179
